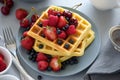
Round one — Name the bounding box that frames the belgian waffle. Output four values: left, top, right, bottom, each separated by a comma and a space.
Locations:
33, 30, 95, 58
28, 6, 91, 56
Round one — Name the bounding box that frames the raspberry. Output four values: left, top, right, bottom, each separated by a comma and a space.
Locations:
36, 52, 48, 62
37, 61, 48, 71
58, 31, 67, 39
0, 57, 7, 72
66, 25, 76, 35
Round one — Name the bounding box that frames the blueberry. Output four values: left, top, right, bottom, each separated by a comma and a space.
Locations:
62, 24, 69, 31
28, 55, 33, 60
39, 44, 44, 49
69, 39, 74, 44
40, 33, 45, 38
47, 66, 52, 71
64, 43, 70, 49
56, 28, 61, 34
65, 17, 70, 21
57, 39, 63, 45
38, 22, 42, 27
37, 75, 42, 80
57, 13, 61, 17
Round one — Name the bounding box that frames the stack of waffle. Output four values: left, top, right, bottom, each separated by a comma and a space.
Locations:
27, 6, 95, 62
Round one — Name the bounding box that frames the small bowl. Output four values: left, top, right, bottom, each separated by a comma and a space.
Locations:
0, 74, 19, 80
109, 25, 120, 52
0, 46, 12, 75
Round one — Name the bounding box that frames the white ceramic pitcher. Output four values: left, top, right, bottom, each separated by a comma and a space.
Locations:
90, 0, 120, 10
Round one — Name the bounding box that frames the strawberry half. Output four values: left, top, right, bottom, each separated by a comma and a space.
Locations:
57, 16, 67, 28
43, 26, 57, 41
50, 56, 61, 72
21, 36, 34, 50
48, 15, 59, 27
41, 19, 49, 27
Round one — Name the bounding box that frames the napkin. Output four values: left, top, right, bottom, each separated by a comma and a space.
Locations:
84, 38, 120, 80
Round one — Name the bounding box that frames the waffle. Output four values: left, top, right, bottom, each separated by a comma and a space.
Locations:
28, 6, 91, 56
33, 30, 95, 57
60, 30, 95, 62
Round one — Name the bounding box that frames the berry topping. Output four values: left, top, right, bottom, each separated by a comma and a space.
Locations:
57, 16, 67, 28
37, 61, 48, 71
43, 26, 57, 41
48, 15, 59, 27
36, 52, 48, 62
38, 44, 44, 49
50, 56, 61, 72
68, 39, 75, 44
58, 30, 67, 39
66, 25, 76, 35
41, 19, 49, 27
63, 10, 72, 19
64, 43, 70, 49
69, 18, 78, 27
20, 18, 30, 28
57, 39, 63, 45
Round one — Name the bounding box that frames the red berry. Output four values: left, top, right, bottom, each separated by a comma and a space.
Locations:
31, 14, 39, 22
37, 61, 48, 71
1, 6, 10, 15
20, 18, 29, 28
66, 25, 76, 35
41, 19, 49, 27
36, 52, 48, 62
63, 10, 72, 18
57, 16, 67, 28
48, 15, 59, 27
22, 31, 28, 37
15, 8, 28, 20
6, 0, 14, 8
21, 36, 34, 50
0, 57, 7, 72
50, 56, 61, 72
58, 31, 67, 39
43, 26, 57, 41
69, 18, 78, 27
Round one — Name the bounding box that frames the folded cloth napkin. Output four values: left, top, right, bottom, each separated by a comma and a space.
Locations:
84, 38, 120, 80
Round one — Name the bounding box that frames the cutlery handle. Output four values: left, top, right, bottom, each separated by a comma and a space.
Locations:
12, 56, 35, 80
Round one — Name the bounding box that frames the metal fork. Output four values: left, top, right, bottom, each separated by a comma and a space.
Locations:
2, 27, 35, 80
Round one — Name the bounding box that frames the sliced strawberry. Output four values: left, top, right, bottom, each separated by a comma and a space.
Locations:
15, 8, 28, 20
41, 19, 49, 27
66, 25, 76, 35
37, 61, 48, 71
21, 36, 34, 50
48, 9, 60, 16
20, 18, 30, 28
58, 31, 67, 39
57, 16, 67, 28
36, 52, 48, 62
43, 26, 57, 41
50, 56, 61, 72
48, 15, 59, 27
0, 57, 7, 72
0, 53, 4, 60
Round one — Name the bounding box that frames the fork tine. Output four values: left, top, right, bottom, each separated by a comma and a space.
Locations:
2, 27, 15, 44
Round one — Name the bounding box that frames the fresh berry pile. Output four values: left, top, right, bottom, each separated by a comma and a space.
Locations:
16, 8, 79, 72
0, 0, 14, 15
0, 53, 7, 72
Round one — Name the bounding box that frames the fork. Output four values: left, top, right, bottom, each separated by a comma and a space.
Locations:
2, 27, 35, 80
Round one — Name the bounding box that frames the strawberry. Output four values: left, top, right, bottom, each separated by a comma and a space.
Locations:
48, 15, 59, 27
0, 53, 4, 60
58, 31, 67, 39
20, 18, 30, 28
57, 16, 67, 28
66, 25, 76, 35
41, 19, 49, 27
21, 36, 34, 50
48, 9, 58, 16
50, 56, 61, 72
43, 26, 57, 41
0, 57, 7, 72
36, 52, 48, 62
22, 31, 28, 37
15, 8, 28, 20
37, 61, 48, 71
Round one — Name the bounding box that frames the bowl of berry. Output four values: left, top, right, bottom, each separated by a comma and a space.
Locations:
0, 46, 12, 75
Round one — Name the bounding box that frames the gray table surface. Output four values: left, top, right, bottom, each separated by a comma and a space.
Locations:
0, 0, 120, 80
